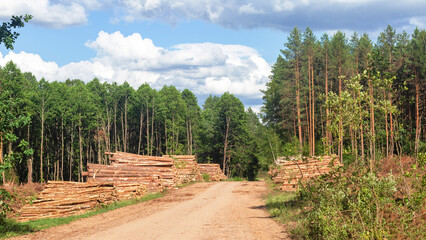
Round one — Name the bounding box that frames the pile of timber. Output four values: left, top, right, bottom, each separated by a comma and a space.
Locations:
84, 163, 163, 194
269, 155, 340, 191
16, 181, 116, 222
109, 152, 178, 188
84, 152, 178, 189
198, 163, 227, 181
164, 155, 202, 184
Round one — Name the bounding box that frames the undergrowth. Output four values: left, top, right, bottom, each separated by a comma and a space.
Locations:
0, 192, 162, 239
266, 154, 425, 239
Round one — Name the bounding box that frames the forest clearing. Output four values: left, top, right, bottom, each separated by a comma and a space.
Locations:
1, 6, 425, 240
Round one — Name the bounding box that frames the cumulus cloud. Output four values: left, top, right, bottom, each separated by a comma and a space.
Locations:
0, 0, 88, 28
0, 31, 270, 98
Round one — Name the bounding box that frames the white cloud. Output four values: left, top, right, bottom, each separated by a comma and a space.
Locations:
1, 1, 424, 32
409, 16, 426, 29
0, 0, 87, 28
0, 51, 60, 80
109, 0, 425, 32
239, 4, 264, 15
0, 31, 271, 98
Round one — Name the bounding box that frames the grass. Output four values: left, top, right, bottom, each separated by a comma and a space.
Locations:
223, 177, 245, 181
265, 191, 301, 223
264, 179, 304, 235
0, 192, 163, 239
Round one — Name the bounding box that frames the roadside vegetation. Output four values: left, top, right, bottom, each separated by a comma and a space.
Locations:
267, 154, 425, 239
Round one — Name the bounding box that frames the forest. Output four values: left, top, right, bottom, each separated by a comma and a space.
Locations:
0, 66, 276, 183
0, 24, 425, 185
262, 26, 425, 239
263, 25, 425, 163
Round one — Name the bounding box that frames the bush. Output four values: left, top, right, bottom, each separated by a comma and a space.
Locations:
293, 161, 425, 240
0, 188, 14, 223
202, 173, 210, 182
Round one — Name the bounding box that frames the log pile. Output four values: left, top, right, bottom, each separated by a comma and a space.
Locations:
16, 181, 116, 222
107, 152, 178, 189
164, 155, 202, 184
269, 155, 340, 191
84, 163, 163, 193
198, 164, 227, 181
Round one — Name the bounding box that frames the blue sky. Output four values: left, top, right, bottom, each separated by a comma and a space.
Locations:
0, 0, 425, 111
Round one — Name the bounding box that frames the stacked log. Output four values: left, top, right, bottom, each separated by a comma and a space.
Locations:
269, 155, 340, 191
198, 164, 227, 181
164, 155, 202, 184
107, 152, 178, 188
16, 181, 116, 222
84, 163, 163, 193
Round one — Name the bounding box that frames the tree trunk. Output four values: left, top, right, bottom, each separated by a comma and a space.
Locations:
308, 55, 313, 155
61, 119, 64, 180
369, 76, 376, 168
223, 116, 230, 176
172, 114, 175, 154
1, 136, 4, 184
121, 111, 125, 152
165, 121, 168, 155
311, 61, 315, 156
415, 76, 420, 155
106, 103, 111, 155
138, 111, 144, 155
338, 65, 343, 163
296, 56, 303, 150
69, 122, 74, 181
97, 119, 101, 164
325, 50, 331, 150
27, 124, 33, 183
186, 118, 190, 154
79, 115, 83, 182
146, 101, 150, 156
151, 100, 154, 156
359, 100, 365, 162
189, 118, 193, 155
40, 99, 45, 182
114, 104, 118, 152
124, 95, 128, 153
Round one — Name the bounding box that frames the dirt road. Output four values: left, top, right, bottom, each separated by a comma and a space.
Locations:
12, 181, 288, 240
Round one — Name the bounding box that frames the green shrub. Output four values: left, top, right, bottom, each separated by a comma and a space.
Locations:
202, 173, 210, 182
0, 188, 14, 223
293, 163, 425, 240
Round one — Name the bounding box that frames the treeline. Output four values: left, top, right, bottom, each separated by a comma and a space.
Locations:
0, 63, 274, 183
263, 25, 425, 162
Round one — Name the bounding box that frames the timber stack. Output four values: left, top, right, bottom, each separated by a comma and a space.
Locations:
164, 155, 202, 183
107, 152, 178, 188
269, 155, 340, 191
16, 181, 115, 222
84, 163, 163, 193
198, 163, 227, 181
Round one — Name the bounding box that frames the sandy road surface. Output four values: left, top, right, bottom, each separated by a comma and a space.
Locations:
12, 181, 289, 240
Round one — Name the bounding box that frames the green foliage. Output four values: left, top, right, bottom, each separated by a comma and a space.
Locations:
202, 173, 210, 182
263, 26, 426, 158
266, 191, 300, 223
0, 15, 32, 50
0, 188, 14, 221
293, 164, 425, 239
198, 93, 261, 179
